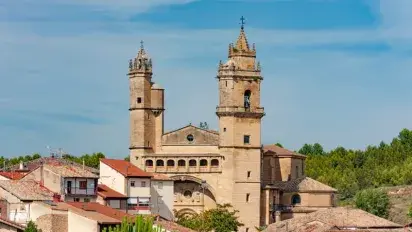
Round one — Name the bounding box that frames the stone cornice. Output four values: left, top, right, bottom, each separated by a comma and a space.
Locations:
219, 146, 261, 149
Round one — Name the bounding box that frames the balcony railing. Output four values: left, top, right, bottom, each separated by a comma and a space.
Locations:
272, 204, 293, 212
65, 187, 96, 196
127, 205, 150, 210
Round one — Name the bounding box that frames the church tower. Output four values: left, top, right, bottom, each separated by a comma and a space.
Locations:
216, 18, 264, 231
128, 42, 164, 168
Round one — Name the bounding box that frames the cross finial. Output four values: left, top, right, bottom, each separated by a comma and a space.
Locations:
140, 40, 144, 50
240, 16, 246, 29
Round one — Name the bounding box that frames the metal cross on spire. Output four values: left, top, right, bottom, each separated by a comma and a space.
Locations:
140, 40, 144, 50
240, 16, 246, 29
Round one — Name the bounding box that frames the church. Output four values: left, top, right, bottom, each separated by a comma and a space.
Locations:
127, 21, 337, 231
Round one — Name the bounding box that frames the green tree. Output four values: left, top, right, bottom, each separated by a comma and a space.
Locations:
354, 188, 390, 218
176, 204, 243, 232
275, 143, 283, 148
102, 215, 163, 232
25, 221, 40, 232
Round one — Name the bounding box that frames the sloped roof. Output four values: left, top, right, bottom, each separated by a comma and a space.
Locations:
100, 159, 152, 178
163, 124, 219, 136
151, 173, 172, 181
265, 207, 402, 232
9, 157, 99, 174
68, 202, 133, 222
44, 164, 98, 178
97, 184, 127, 199
270, 177, 337, 193
263, 144, 306, 158
0, 217, 25, 230
0, 180, 54, 201
0, 171, 26, 180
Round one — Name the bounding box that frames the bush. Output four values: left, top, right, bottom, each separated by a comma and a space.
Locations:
354, 188, 390, 218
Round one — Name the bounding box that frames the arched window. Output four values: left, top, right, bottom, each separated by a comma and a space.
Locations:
145, 160, 153, 167
244, 90, 251, 109
211, 159, 219, 167
178, 160, 186, 167
167, 160, 175, 167
200, 159, 208, 166
156, 160, 164, 167
189, 160, 197, 167
291, 194, 301, 205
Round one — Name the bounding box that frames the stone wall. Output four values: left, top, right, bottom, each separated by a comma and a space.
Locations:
36, 214, 68, 232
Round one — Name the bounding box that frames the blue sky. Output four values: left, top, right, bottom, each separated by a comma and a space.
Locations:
1, 0, 412, 157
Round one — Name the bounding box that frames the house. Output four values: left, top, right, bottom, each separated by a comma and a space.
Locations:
0, 180, 54, 225
264, 207, 406, 232
29, 201, 193, 232
96, 184, 128, 211
0, 218, 25, 232
99, 159, 153, 215
21, 163, 99, 202
150, 174, 174, 221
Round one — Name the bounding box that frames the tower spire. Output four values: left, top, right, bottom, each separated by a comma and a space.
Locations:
235, 16, 250, 51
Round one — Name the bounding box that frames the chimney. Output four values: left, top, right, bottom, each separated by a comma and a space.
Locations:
19, 161, 24, 170
40, 162, 44, 186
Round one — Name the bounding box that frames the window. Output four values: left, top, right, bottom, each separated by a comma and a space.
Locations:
247, 171, 251, 178
184, 190, 192, 199
178, 160, 186, 167
138, 197, 150, 207
211, 159, 219, 167
225, 81, 227, 87
200, 159, 207, 167
145, 160, 153, 167
187, 134, 194, 142
246, 228, 249, 232
131, 181, 135, 187
158, 182, 163, 190
189, 159, 196, 167
84, 198, 90, 203
244, 90, 251, 109
244, 135, 250, 144
79, 181, 87, 189
246, 193, 250, 202
137, 97, 142, 103
141, 181, 146, 187
223, 127, 226, 132
292, 194, 301, 205
296, 165, 299, 178
74, 198, 80, 202
156, 160, 164, 166
167, 160, 175, 167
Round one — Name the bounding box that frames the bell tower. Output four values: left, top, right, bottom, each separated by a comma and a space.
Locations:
216, 17, 264, 231
128, 41, 155, 168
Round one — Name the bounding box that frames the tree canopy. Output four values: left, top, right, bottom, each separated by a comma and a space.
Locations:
304, 128, 412, 200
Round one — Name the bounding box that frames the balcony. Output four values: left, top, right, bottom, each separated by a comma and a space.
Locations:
271, 204, 293, 212
65, 187, 96, 196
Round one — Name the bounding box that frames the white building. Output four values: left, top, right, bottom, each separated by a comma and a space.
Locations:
99, 159, 174, 219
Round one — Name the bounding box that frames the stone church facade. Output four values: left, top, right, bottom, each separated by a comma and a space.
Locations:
127, 24, 337, 231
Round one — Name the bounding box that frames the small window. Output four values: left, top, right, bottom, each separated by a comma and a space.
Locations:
187, 134, 194, 142
200, 159, 207, 167
158, 182, 163, 190
137, 97, 142, 103
189, 159, 196, 167
167, 160, 175, 167
246, 228, 249, 232
247, 171, 251, 178
211, 159, 219, 167
292, 194, 301, 205
178, 160, 186, 167
145, 160, 153, 167
131, 181, 135, 187
223, 128, 226, 132
79, 181, 87, 189
156, 160, 164, 166
141, 181, 146, 187
244, 135, 250, 144
74, 198, 80, 202
246, 193, 250, 202
225, 81, 227, 87
84, 198, 90, 203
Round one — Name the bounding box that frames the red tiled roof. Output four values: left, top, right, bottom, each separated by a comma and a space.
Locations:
100, 159, 152, 178
263, 144, 306, 158
0, 217, 26, 230
0, 171, 26, 180
97, 184, 127, 199
67, 202, 133, 221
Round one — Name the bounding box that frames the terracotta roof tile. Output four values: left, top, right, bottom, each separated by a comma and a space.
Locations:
263, 144, 306, 158
97, 184, 127, 199
67, 202, 133, 221
100, 159, 152, 178
44, 164, 98, 178
269, 177, 337, 193
9, 157, 99, 174
0, 180, 54, 201
0, 171, 26, 180
265, 207, 402, 232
